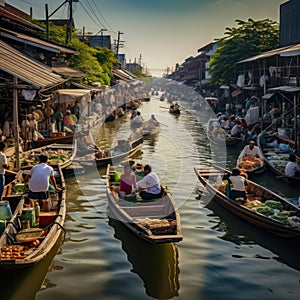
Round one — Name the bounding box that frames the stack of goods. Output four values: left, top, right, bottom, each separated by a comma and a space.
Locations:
238, 157, 264, 172
137, 217, 176, 235
245, 199, 292, 224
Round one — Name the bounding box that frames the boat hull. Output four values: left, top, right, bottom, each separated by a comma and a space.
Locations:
194, 166, 300, 238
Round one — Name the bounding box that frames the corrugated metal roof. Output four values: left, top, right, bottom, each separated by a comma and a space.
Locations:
52, 66, 85, 78
237, 43, 300, 64
0, 7, 44, 31
0, 28, 78, 54
0, 39, 66, 89
113, 69, 131, 81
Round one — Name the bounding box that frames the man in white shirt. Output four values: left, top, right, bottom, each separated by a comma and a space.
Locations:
26, 154, 61, 202
238, 141, 264, 162
136, 165, 162, 200
285, 154, 300, 177
131, 111, 143, 127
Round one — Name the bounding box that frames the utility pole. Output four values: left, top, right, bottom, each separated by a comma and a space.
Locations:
45, 0, 78, 43
115, 31, 124, 59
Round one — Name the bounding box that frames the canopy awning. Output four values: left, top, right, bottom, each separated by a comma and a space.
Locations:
262, 93, 275, 100
268, 86, 300, 93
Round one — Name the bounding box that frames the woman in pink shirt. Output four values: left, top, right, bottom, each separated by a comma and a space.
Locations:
119, 164, 136, 197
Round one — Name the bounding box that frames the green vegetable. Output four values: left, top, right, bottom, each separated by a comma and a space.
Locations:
271, 214, 289, 224
265, 200, 283, 211
12, 183, 26, 194
256, 206, 274, 216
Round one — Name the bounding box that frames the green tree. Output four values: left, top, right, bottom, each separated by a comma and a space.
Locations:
30, 20, 116, 85
209, 18, 279, 86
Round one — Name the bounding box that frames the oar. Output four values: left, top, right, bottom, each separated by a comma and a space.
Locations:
159, 106, 170, 109
159, 123, 168, 127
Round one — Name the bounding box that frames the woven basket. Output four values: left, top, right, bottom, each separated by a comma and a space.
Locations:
16, 228, 44, 243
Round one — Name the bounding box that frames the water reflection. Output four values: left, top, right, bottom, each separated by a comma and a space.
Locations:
204, 198, 300, 271
109, 216, 180, 299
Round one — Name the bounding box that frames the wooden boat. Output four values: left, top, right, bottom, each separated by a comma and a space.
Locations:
169, 107, 181, 115
194, 165, 300, 237
74, 136, 143, 168
17, 143, 75, 170
143, 127, 160, 137
106, 164, 183, 244
257, 133, 300, 186
0, 165, 66, 269
142, 123, 160, 137
33, 134, 74, 148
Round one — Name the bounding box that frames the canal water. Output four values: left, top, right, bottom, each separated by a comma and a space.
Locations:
3, 94, 300, 300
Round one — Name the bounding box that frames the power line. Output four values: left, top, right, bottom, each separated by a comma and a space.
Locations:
82, 0, 106, 29
90, 0, 116, 34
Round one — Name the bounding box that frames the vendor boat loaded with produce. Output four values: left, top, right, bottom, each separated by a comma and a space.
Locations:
194, 165, 300, 238
0, 160, 66, 268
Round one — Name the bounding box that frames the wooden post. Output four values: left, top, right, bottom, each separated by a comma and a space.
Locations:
294, 93, 299, 154
12, 76, 20, 170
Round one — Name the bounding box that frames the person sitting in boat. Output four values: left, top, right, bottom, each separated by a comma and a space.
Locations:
136, 165, 162, 201
237, 141, 264, 162
220, 117, 230, 129
230, 121, 242, 138
131, 111, 143, 127
64, 110, 76, 131
211, 123, 228, 139
285, 154, 300, 177
146, 114, 159, 131
228, 168, 247, 203
174, 103, 180, 110
119, 164, 137, 198
130, 107, 138, 119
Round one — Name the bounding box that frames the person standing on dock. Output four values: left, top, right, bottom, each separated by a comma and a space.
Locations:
0, 142, 8, 200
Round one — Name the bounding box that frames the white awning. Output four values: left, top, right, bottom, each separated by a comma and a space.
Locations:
262, 93, 275, 100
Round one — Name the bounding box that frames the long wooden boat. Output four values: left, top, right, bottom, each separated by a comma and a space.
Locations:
74, 136, 143, 168
169, 107, 181, 115
257, 133, 300, 186
106, 164, 183, 244
33, 134, 74, 148
0, 165, 66, 269
194, 165, 300, 237
142, 124, 160, 137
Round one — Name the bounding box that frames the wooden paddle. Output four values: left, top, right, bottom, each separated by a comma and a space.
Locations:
159, 123, 168, 127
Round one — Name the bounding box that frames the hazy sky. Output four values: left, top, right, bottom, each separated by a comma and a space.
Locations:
7, 0, 286, 76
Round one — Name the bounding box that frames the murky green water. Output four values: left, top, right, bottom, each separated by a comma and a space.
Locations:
3, 97, 300, 300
